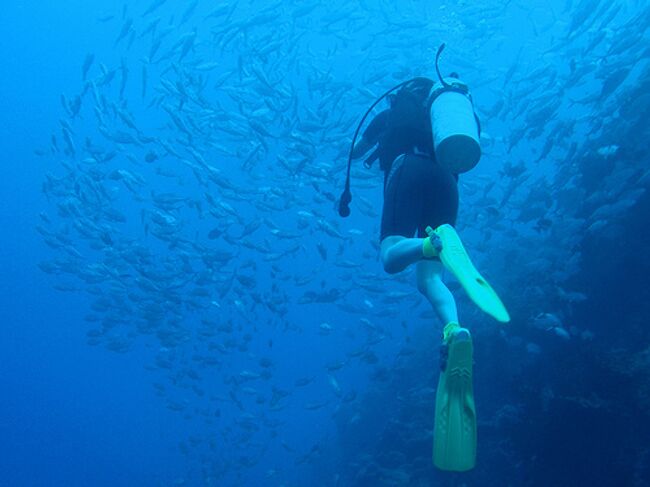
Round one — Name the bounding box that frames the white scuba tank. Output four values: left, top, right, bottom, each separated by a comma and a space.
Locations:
429, 77, 481, 174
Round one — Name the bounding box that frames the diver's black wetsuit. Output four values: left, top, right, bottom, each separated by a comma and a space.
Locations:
362, 109, 459, 241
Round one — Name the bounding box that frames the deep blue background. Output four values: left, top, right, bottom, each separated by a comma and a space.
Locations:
2, 1, 648, 486
0, 2, 185, 485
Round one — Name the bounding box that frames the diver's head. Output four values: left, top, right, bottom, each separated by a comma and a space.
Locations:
393, 77, 433, 102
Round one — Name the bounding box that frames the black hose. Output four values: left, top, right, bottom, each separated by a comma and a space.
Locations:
435, 43, 451, 88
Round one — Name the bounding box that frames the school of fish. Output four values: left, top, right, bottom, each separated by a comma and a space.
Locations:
36, 0, 650, 484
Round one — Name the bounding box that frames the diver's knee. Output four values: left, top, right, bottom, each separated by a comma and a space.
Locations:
382, 257, 399, 275
380, 247, 399, 274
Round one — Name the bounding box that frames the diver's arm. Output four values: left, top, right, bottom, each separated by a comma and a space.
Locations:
351, 136, 374, 159
351, 109, 388, 160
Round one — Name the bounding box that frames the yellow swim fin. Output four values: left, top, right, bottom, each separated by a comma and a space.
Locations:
433, 322, 476, 472
426, 224, 510, 323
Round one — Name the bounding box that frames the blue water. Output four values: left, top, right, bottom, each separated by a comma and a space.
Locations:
1, 0, 649, 485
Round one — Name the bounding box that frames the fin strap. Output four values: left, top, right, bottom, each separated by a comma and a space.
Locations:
423, 226, 442, 258
442, 321, 461, 343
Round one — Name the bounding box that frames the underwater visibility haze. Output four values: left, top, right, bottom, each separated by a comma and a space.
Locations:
1, 0, 650, 485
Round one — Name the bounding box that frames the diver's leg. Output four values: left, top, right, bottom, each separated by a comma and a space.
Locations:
379, 154, 423, 274
416, 259, 458, 325
380, 235, 427, 274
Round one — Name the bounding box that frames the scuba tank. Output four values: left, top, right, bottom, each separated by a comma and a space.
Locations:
429, 45, 481, 174
339, 44, 481, 217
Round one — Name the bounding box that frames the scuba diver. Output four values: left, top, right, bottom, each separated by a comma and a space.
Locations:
338, 45, 510, 472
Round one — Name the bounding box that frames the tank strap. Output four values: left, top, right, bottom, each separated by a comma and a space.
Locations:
427, 85, 471, 105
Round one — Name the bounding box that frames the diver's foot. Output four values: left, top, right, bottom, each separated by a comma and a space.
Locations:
439, 322, 470, 371
452, 328, 471, 343
434, 320, 476, 472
